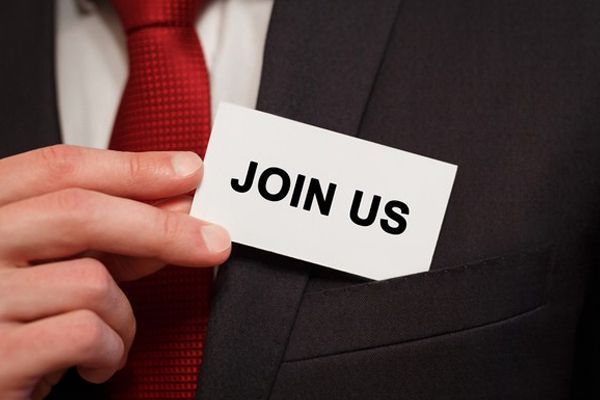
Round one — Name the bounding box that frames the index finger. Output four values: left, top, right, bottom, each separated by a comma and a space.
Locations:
0, 145, 203, 206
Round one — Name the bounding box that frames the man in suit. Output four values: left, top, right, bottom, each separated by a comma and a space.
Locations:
0, 0, 599, 399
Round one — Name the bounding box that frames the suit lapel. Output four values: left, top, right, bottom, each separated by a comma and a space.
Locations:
197, 0, 404, 399
0, 0, 61, 158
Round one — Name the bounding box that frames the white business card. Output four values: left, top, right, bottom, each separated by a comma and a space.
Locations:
191, 103, 457, 280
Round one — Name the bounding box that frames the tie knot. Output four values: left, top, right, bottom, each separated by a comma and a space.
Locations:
111, 0, 203, 33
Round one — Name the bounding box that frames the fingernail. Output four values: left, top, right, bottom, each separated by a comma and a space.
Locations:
201, 224, 231, 253
171, 152, 203, 177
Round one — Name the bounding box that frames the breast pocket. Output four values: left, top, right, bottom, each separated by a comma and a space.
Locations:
283, 246, 554, 362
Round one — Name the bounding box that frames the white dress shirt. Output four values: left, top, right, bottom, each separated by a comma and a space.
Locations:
56, 0, 274, 148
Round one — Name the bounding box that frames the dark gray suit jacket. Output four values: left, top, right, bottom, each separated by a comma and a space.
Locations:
1, 0, 599, 399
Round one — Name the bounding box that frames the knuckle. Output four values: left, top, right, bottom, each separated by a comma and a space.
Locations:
38, 145, 81, 181
159, 211, 182, 245
127, 152, 152, 183
71, 310, 106, 354
77, 259, 114, 302
71, 259, 135, 345
51, 188, 94, 215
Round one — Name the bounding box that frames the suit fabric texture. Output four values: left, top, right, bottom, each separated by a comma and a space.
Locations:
0, 0, 599, 399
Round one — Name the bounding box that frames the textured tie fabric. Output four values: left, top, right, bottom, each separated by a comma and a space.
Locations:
108, 0, 212, 398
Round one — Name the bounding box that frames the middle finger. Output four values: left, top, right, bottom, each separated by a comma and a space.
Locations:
0, 188, 231, 266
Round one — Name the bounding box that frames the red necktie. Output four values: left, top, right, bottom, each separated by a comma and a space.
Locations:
108, 0, 212, 398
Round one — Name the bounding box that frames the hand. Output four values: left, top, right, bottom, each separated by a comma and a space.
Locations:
0, 145, 231, 400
